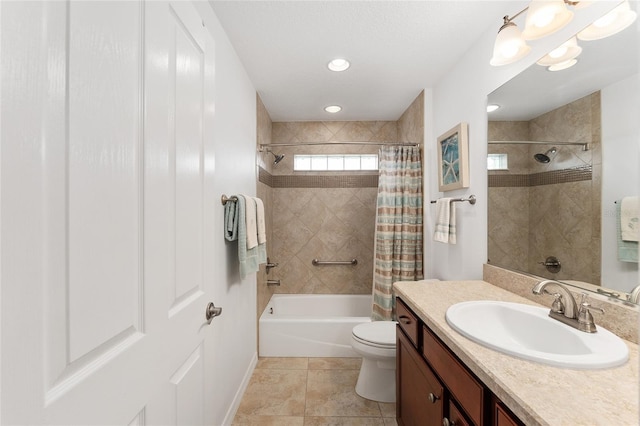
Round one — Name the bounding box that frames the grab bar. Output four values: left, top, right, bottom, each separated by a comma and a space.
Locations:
430, 195, 476, 205
312, 258, 358, 266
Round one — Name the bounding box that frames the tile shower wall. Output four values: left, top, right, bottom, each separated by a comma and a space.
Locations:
256, 95, 274, 321
488, 92, 601, 285
262, 92, 424, 295
269, 121, 393, 295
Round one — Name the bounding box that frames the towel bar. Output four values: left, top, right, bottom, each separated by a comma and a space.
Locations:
430, 195, 476, 205
221, 194, 238, 205
312, 258, 358, 266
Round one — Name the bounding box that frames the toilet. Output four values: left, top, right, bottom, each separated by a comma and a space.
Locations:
350, 320, 398, 403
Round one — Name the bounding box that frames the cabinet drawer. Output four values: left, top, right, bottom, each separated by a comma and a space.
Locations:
422, 325, 484, 425
396, 298, 419, 348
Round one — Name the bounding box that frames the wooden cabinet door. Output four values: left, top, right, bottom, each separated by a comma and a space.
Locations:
495, 401, 522, 426
448, 401, 472, 426
397, 328, 444, 426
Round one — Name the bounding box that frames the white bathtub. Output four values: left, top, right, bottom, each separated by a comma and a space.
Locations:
259, 294, 373, 357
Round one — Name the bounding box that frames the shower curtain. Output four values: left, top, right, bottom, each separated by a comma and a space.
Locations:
372, 145, 424, 321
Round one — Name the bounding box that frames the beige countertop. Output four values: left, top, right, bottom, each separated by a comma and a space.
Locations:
394, 280, 639, 426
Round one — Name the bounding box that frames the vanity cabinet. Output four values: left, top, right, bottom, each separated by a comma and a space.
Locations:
396, 298, 523, 426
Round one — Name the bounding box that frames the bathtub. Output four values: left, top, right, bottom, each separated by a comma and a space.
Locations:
259, 294, 373, 357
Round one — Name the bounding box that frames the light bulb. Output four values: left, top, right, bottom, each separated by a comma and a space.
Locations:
549, 45, 568, 58
548, 58, 577, 71
490, 21, 531, 66
522, 0, 574, 40
532, 10, 555, 28
578, 1, 637, 40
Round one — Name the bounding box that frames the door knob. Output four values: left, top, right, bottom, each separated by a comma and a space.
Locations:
206, 302, 222, 324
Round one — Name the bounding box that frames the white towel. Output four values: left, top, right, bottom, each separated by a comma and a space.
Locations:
433, 198, 456, 244
621, 196, 639, 242
254, 197, 267, 244
241, 194, 258, 249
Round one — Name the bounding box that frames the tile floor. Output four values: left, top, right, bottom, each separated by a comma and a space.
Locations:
232, 357, 397, 426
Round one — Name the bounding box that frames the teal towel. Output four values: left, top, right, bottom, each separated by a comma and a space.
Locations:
236, 195, 267, 278
224, 197, 238, 241
617, 202, 638, 263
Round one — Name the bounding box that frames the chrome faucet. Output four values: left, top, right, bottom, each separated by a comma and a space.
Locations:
532, 280, 603, 333
532, 279, 578, 319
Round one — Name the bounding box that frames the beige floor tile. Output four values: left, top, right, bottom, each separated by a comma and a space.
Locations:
304, 417, 385, 426
305, 370, 381, 417
257, 357, 309, 370
308, 357, 362, 370
232, 414, 305, 426
377, 402, 396, 418
236, 369, 307, 417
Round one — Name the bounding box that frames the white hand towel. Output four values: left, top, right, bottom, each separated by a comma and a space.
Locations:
241, 194, 258, 249
254, 197, 267, 244
433, 198, 456, 244
621, 196, 639, 242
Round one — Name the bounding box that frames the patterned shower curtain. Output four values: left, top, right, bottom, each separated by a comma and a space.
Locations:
372, 145, 424, 321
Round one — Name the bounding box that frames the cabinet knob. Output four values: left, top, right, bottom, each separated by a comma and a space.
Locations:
442, 418, 455, 426
428, 393, 439, 404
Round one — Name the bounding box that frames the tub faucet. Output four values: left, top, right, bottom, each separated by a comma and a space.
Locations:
532, 280, 603, 333
265, 257, 278, 275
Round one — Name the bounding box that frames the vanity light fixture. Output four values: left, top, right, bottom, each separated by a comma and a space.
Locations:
547, 58, 578, 71
324, 105, 342, 113
577, 0, 637, 41
490, 15, 532, 66
522, 0, 574, 40
328, 58, 350, 72
490, 0, 582, 67
487, 104, 501, 112
536, 36, 582, 67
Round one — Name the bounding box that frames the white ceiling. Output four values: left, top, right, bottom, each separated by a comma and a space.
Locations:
209, 1, 515, 122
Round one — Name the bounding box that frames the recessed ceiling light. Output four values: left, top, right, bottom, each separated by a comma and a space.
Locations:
487, 104, 501, 112
328, 58, 350, 72
324, 105, 342, 113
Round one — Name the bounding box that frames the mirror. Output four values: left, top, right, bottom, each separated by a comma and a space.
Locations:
487, 8, 639, 304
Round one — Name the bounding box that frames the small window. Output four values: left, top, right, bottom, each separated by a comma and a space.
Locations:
294, 154, 378, 171
487, 153, 508, 170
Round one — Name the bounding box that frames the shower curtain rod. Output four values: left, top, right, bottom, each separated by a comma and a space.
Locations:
259, 141, 420, 149
488, 140, 589, 151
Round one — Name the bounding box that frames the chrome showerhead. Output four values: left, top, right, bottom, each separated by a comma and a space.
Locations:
269, 151, 285, 165
273, 153, 285, 164
534, 147, 557, 163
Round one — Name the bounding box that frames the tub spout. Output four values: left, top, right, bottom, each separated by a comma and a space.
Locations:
267, 279, 280, 286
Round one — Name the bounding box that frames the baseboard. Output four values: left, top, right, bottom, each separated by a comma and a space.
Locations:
221, 351, 258, 425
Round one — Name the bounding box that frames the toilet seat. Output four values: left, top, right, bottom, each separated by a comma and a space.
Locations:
352, 321, 397, 349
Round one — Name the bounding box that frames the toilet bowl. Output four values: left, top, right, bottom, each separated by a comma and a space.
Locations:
350, 320, 397, 403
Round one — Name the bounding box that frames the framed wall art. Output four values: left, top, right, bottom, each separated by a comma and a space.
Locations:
437, 122, 469, 192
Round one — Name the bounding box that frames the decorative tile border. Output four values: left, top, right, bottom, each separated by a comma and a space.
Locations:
489, 165, 592, 188
258, 167, 378, 188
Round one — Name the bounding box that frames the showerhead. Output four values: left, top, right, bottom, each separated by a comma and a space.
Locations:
269, 151, 285, 165
534, 147, 557, 163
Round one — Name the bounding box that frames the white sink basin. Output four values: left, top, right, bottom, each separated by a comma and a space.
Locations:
445, 301, 629, 369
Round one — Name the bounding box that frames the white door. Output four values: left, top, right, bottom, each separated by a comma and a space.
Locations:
1, 1, 217, 424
